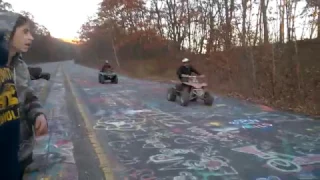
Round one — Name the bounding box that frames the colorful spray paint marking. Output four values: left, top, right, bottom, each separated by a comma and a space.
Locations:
232, 145, 320, 173
24, 66, 78, 180
256, 176, 281, 180
229, 119, 272, 129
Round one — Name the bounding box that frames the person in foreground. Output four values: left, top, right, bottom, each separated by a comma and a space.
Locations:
0, 22, 21, 180
0, 11, 48, 178
101, 60, 112, 72
176, 58, 202, 90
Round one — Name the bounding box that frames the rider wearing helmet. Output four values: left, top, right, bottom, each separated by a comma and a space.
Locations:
101, 60, 112, 72
176, 58, 201, 91
177, 58, 201, 82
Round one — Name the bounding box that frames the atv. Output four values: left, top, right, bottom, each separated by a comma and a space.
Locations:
28, 67, 51, 81
98, 69, 118, 84
167, 75, 213, 106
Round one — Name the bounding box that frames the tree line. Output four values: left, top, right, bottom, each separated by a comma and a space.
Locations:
79, 0, 320, 55
78, 0, 319, 115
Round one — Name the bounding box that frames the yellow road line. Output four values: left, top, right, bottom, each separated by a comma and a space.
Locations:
62, 65, 115, 180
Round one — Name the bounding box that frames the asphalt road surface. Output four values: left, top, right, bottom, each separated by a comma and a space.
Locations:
24, 61, 319, 180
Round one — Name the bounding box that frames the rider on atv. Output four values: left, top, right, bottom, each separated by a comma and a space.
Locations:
176, 58, 203, 90
101, 60, 112, 72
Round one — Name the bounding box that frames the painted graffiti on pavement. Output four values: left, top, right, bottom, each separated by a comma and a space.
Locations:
65, 64, 320, 180
229, 119, 273, 129
232, 145, 320, 174
256, 176, 281, 180
93, 116, 147, 131
24, 68, 77, 180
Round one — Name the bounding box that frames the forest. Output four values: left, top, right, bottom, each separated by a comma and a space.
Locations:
78, 0, 320, 115
0, 0, 78, 63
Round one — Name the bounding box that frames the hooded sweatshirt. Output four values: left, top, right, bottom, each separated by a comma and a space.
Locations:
0, 10, 21, 180
0, 10, 45, 170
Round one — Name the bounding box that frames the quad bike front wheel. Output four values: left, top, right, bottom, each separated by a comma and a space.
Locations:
179, 88, 190, 106
190, 94, 197, 101
167, 87, 176, 101
203, 91, 213, 106
111, 76, 118, 84
99, 74, 104, 84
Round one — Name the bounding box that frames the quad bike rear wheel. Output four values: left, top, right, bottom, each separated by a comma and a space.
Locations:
179, 88, 190, 106
167, 87, 176, 101
40, 73, 50, 80
203, 91, 213, 106
28, 67, 42, 80
111, 76, 118, 84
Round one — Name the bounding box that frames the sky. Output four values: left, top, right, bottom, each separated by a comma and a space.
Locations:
7, 0, 102, 40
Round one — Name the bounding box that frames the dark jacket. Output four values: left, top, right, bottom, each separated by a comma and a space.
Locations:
176, 65, 200, 80
0, 10, 45, 165
101, 63, 112, 72
0, 11, 22, 180
0, 66, 21, 180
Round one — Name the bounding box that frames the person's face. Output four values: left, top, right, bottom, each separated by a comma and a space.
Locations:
183, 62, 190, 67
11, 22, 34, 53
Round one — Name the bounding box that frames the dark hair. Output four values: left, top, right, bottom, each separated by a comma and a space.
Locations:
9, 15, 30, 40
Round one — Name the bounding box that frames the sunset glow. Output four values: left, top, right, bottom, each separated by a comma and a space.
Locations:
60, 38, 79, 44
7, 0, 101, 39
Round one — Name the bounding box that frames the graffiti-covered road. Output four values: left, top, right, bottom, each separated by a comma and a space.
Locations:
33, 61, 320, 180
24, 61, 104, 180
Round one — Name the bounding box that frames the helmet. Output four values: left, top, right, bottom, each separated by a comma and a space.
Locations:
182, 58, 189, 63
105, 60, 109, 63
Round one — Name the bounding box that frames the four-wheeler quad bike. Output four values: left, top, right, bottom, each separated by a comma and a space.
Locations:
167, 75, 213, 106
28, 67, 51, 81
99, 70, 118, 84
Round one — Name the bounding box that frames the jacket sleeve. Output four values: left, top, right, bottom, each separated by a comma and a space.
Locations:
176, 66, 182, 79
191, 66, 200, 75
14, 60, 45, 126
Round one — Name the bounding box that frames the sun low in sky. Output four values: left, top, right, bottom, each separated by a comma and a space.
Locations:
60, 38, 78, 44
7, 0, 101, 41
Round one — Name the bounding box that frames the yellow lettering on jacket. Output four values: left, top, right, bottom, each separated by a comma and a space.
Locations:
0, 68, 20, 125
0, 110, 20, 125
